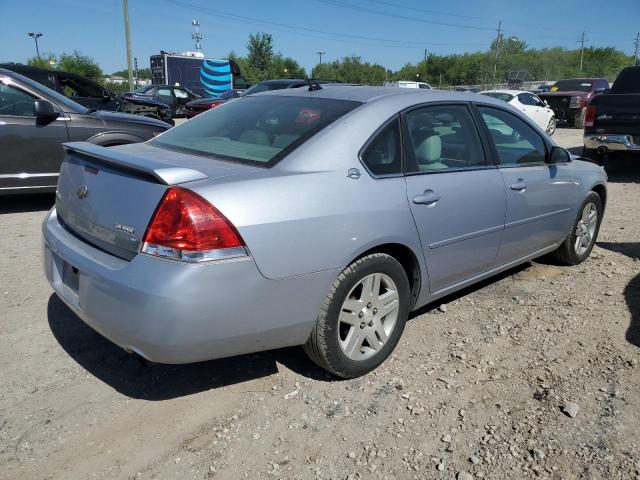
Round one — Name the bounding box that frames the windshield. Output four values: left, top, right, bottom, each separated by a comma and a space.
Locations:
152, 95, 361, 167
550, 80, 593, 92
481, 92, 514, 102
7, 70, 88, 113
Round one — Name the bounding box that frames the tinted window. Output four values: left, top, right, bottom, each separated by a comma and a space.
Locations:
611, 69, 638, 94
5, 72, 87, 113
550, 80, 593, 92
481, 92, 514, 102
243, 82, 295, 96
361, 118, 402, 176
479, 107, 546, 166
517, 93, 537, 106
153, 96, 361, 166
174, 89, 189, 99
156, 88, 172, 96
0, 83, 36, 116
405, 105, 485, 173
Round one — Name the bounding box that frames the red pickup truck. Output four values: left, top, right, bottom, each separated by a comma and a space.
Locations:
538, 78, 610, 128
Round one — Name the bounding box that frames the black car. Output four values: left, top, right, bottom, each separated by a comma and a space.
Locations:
0, 64, 173, 125
130, 84, 200, 117
0, 68, 172, 195
242, 78, 338, 96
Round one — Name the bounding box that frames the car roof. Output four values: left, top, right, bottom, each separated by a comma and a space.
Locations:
255, 84, 497, 105
481, 89, 531, 95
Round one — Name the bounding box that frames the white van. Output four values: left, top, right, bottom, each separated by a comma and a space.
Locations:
384, 80, 432, 90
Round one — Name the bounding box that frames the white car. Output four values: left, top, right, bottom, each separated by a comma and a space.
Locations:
480, 90, 556, 135
384, 80, 432, 90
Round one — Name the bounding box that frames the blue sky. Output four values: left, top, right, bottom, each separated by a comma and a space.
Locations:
1, 0, 638, 74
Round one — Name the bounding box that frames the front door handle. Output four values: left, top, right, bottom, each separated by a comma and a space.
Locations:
413, 189, 441, 206
510, 181, 527, 191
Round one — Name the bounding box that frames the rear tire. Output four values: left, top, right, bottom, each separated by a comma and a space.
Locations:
550, 192, 602, 265
303, 253, 410, 378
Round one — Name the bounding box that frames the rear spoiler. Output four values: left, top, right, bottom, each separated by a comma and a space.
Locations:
62, 142, 208, 185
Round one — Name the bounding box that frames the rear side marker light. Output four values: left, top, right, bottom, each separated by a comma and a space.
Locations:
141, 187, 247, 263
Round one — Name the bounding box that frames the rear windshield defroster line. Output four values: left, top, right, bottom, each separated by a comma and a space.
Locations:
151, 96, 362, 168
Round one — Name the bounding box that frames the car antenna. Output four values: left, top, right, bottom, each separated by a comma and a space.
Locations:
306, 76, 323, 92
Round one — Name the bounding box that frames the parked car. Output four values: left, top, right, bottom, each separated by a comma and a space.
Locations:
384, 81, 432, 89
454, 87, 480, 93
583, 66, 640, 163
0, 64, 174, 125
531, 83, 553, 94
241, 78, 337, 96
480, 89, 556, 135
538, 78, 609, 128
43, 86, 606, 378
130, 84, 200, 117
185, 89, 245, 118
0, 68, 171, 195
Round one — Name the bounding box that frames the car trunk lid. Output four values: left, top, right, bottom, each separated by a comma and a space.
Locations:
55, 142, 256, 260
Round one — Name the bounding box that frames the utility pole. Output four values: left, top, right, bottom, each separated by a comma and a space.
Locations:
492, 20, 502, 88
634, 32, 639, 66
122, 0, 134, 91
579, 32, 587, 72
28, 32, 43, 60
424, 48, 427, 64
192, 20, 203, 52
316, 51, 326, 65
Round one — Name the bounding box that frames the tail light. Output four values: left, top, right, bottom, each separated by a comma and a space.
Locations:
141, 187, 247, 263
585, 105, 596, 128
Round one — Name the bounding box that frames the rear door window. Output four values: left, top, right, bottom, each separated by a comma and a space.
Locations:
404, 104, 486, 173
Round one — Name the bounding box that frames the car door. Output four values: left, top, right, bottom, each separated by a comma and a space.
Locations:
173, 88, 192, 114
153, 87, 176, 111
402, 104, 506, 293
0, 81, 69, 191
476, 105, 577, 265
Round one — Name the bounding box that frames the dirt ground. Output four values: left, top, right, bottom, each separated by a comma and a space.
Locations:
1, 128, 639, 480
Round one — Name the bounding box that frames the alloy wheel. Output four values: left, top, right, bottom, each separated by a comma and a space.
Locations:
574, 202, 598, 256
337, 273, 400, 361
546, 117, 556, 135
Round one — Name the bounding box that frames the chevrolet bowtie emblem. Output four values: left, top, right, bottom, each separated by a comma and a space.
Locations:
76, 185, 89, 199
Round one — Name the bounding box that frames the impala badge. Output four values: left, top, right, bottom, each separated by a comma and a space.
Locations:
114, 223, 135, 235
76, 185, 89, 199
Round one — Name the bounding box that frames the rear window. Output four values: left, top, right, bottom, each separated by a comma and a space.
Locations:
610, 67, 639, 94
550, 80, 593, 92
152, 95, 361, 166
481, 92, 514, 102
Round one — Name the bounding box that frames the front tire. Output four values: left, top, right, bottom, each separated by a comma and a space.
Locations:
546, 116, 556, 136
304, 253, 410, 378
550, 192, 602, 265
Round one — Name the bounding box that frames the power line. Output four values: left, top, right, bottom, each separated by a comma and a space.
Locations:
314, 0, 495, 31
364, 0, 488, 20
164, 0, 482, 49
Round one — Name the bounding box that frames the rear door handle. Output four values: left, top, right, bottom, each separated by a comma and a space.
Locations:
510, 181, 527, 191
413, 189, 441, 206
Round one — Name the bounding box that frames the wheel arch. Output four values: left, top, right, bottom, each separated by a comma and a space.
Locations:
350, 242, 423, 310
590, 183, 607, 211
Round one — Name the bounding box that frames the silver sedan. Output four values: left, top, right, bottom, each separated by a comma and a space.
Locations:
43, 86, 607, 378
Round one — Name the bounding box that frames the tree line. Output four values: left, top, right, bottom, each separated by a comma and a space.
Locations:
14, 33, 635, 90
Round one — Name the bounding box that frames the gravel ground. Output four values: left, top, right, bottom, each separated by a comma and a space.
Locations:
1, 128, 639, 480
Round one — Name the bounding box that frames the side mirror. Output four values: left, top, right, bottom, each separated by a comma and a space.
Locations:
34, 99, 59, 124
548, 146, 570, 164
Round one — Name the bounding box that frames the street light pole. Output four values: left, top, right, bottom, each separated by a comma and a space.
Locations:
28, 32, 43, 60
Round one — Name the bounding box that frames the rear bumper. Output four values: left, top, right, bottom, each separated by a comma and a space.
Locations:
43, 208, 334, 364
584, 134, 640, 152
